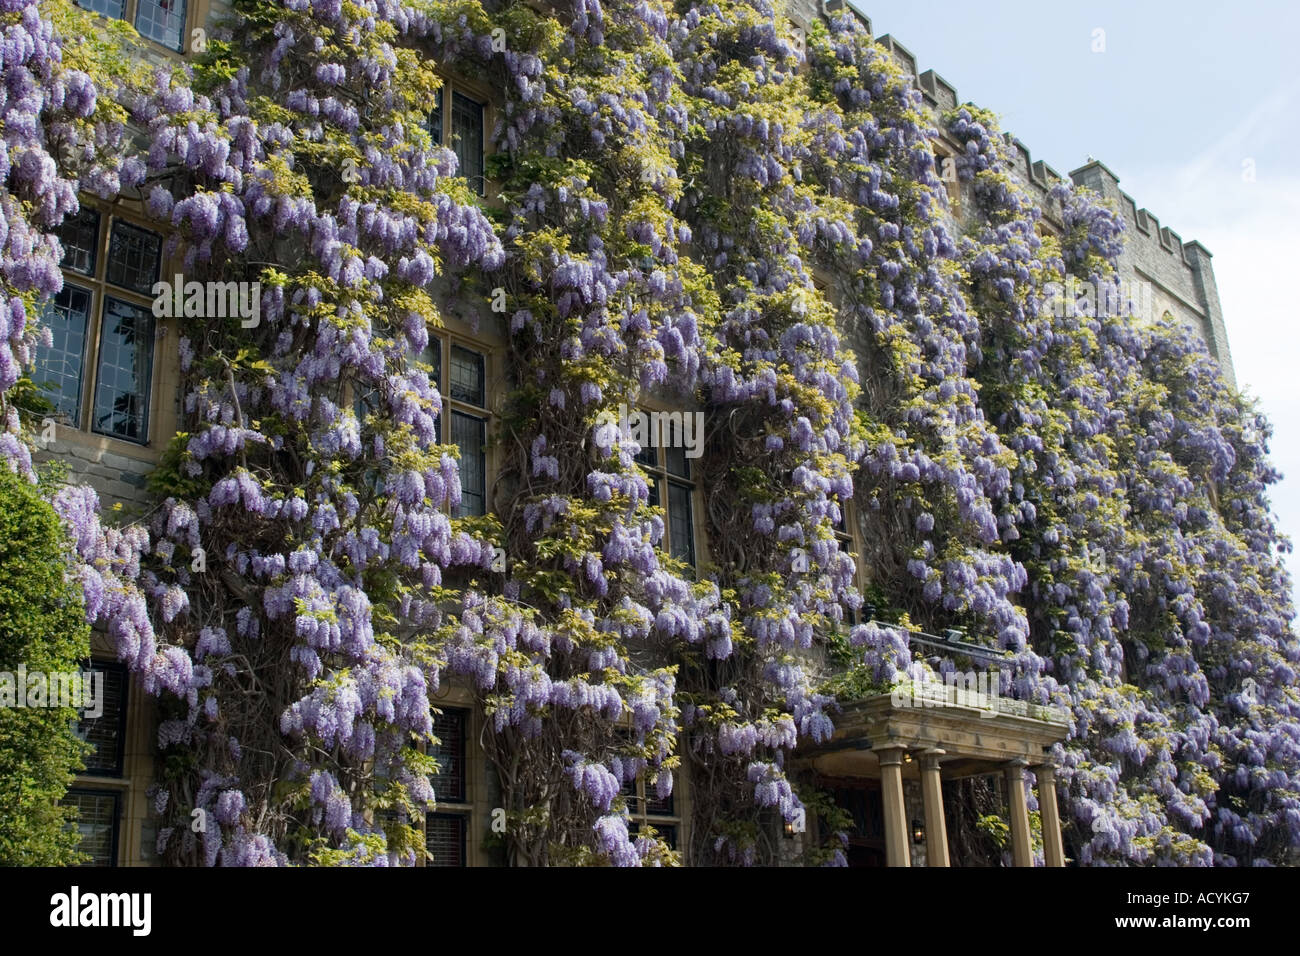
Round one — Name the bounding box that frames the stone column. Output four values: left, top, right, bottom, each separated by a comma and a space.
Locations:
1004, 758, 1033, 867
919, 748, 949, 867
877, 747, 910, 867
1036, 763, 1065, 867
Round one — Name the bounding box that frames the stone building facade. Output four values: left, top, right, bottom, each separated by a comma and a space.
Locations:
37, 0, 1231, 866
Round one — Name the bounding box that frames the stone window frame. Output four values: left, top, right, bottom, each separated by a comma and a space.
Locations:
62, 654, 140, 867
834, 497, 866, 627
350, 327, 500, 519
631, 406, 703, 571
623, 769, 686, 858
931, 142, 962, 209
62, 788, 123, 867
75, 659, 130, 779
424, 704, 472, 867
428, 73, 497, 199
425, 331, 497, 519
38, 200, 168, 447
76, 0, 199, 55
371, 698, 483, 868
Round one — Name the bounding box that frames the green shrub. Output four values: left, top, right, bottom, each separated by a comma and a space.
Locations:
0, 468, 92, 865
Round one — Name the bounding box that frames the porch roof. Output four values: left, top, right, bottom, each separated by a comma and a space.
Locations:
794, 691, 1072, 781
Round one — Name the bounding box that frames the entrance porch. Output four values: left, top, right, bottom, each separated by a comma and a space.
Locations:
795, 692, 1071, 866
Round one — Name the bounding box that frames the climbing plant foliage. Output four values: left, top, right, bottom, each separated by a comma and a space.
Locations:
1, 0, 1296, 866
0, 466, 92, 865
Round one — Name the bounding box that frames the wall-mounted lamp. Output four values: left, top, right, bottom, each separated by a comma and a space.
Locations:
904, 752, 913, 763
911, 819, 925, 845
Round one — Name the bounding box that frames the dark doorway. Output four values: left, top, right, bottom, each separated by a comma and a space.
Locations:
822, 777, 887, 867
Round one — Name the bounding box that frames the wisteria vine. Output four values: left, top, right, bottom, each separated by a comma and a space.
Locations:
1, 0, 1295, 867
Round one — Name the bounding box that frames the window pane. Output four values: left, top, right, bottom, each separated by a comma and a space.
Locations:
449, 345, 484, 406
644, 788, 674, 817
430, 707, 467, 803
134, 0, 186, 51
77, 663, 127, 776
63, 791, 119, 866
451, 92, 484, 196
634, 441, 659, 470
668, 481, 695, 566
105, 220, 162, 294
425, 813, 467, 867
654, 824, 678, 850
353, 383, 373, 424
93, 298, 154, 442
627, 821, 677, 850
665, 443, 690, 480
81, 0, 125, 19
429, 90, 443, 147
451, 412, 486, 517
34, 284, 91, 424
646, 476, 660, 510
56, 208, 100, 276
428, 338, 442, 392
662, 415, 694, 479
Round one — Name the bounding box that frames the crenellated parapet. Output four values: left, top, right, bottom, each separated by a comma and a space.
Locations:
1070, 161, 1234, 381
787, 0, 1236, 382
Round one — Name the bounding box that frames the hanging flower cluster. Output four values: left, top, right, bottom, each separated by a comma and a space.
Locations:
1, 0, 1294, 867
109, 0, 510, 864
802, 19, 1038, 693
425, 0, 734, 866
0, 0, 160, 834
0, 0, 140, 472
947, 102, 1299, 865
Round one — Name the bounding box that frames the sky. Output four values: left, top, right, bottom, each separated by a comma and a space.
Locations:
845, 0, 1300, 599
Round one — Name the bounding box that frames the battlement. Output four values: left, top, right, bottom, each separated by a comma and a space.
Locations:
1071, 159, 1193, 263
788, 0, 1235, 383
1069, 160, 1234, 381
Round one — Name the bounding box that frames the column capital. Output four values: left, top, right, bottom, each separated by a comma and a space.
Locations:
919, 748, 945, 770
1003, 757, 1029, 773
874, 745, 908, 767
